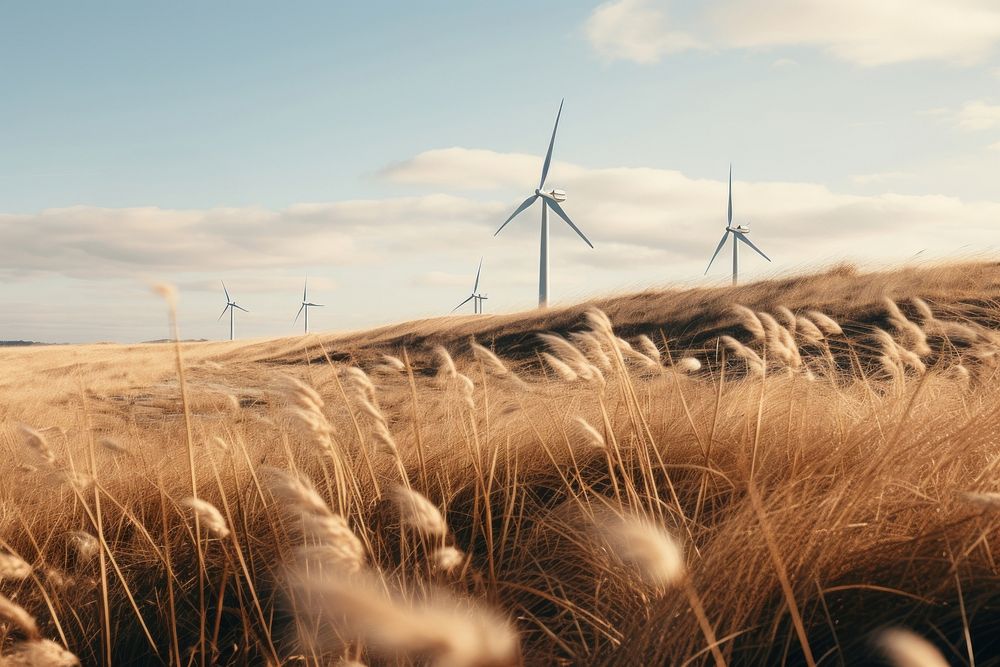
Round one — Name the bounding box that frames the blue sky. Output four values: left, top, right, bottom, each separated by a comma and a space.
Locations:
3, 1, 1000, 342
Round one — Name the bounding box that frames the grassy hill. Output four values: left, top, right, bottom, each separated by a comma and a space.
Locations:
1, 260, 1000, 665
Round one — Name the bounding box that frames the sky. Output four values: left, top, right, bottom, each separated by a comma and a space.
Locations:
2, 0, 1000, 343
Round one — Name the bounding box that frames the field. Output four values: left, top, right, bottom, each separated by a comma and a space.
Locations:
4, 260, 1000, 665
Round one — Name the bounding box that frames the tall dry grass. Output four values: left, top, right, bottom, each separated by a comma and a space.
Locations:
3, 261, 1000, 664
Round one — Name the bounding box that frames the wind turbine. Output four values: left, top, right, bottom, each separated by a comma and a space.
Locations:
494, 99, 593, 308
218, 281, 248, 341
451, 258, 488, 314
704, 165, 772, 285
294, 280, 324, 333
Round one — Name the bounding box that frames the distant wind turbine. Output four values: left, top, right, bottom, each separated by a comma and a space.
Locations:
494, 99, 593, 308
451, 258, 488, 314
294, 280, 323, 333
704, 165, 772, 285
218, 281, 248, 341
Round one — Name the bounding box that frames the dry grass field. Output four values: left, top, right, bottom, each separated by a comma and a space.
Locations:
5, 260, 1000, 665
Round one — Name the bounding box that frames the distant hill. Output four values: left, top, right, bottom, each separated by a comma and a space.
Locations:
0, 340, 47, 347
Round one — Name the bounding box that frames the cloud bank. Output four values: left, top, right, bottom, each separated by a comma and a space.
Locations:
4, 147, 999, 287
585, 0, 1000, 66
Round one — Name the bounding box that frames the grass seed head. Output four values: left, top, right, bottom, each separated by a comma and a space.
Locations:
0, 552, 32, 580
151, 282, 177, 308
292, 572, 519, 667
470, 341, 510, 376
636, 335, 661, 362
959, 490, 1000, 511
598, 515, 685, 588
1, 639, 81, 666
19, 425, 55, 467
67, 531, 98, 565
795, 317, 825, 343
538, 333, 592, 372
181, 497, 230, 539
775, 306, 797, 333
674, 357, 702, 374
616, 337, 658, 368
574, 417, 606, 449
434, 346, 458, 380
806, 310, 843, 336
266, 469, 366, 572
542, 353, 579, 382
372, 421, 400, 458
278, 375, 325, 412
392, 487, 448, 537
584, 308, 614, 338
875, 628, 948, 667
381, 354, 406, 371
570, 332, 613, 371
0, 593, 39, 640
731, 305, 765, 340
719, 335, 765, 375
911, 297, 935, 322
432, 546, 465, 573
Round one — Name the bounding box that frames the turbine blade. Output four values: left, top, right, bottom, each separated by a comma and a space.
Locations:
222, 280, 230, 302
450, 295, 474, 313
494, 195, 539, 236
539, 98, 564, 190
545, 199, 593, 248
294, 303, 305, 323
473, 257, 483, 292
704, 231, 731, 274
307, 303, 324, 307
303, 280, 307, 302
735, 232, 771, 262
218, 304, 230, 321
234, 304, 249, 313
728, 164, 733, 226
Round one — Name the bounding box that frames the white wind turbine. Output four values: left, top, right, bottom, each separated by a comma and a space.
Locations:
451, 258, 488, 314
294, 280, 324, 333
494, 99, 593, 308
704, 165, 771, 285
218, 281, 248, 341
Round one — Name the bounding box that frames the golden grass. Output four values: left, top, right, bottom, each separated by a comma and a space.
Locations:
3, 260, 1000, 664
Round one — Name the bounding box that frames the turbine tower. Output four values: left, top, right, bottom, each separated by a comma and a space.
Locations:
704, 165, 772, 285
494, 99, 593, 308
451, 258, 488, 314
294, 280, 324, 333
218, 281, 248, 341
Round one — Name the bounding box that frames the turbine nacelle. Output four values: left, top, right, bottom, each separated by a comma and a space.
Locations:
728, 224, 750, 234
536, 187, 567, 202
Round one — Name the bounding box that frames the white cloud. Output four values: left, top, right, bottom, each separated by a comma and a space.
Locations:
954, 100, 1000, 130
989, 140, 1000, 151
0, 195, 505, 281
711, 0, 1000, 66
584, 0, 703, 64
584, 0, 1000, 66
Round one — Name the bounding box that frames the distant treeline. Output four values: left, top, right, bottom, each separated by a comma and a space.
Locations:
0, 340, 42, 347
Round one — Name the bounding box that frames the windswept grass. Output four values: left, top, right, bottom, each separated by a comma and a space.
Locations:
3, 261, 1000, 665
